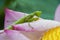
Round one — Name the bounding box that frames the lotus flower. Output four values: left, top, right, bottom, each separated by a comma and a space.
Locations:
4, 8, 60, 40
5, 8, 60, 32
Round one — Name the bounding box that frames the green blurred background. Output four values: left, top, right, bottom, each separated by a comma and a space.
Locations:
0, 0, 60, 29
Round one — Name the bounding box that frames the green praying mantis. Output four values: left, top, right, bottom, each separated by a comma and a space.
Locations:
7, 11, 42, 29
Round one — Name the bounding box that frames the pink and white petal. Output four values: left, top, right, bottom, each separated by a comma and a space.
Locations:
30, 19, 60, 31
20, 30, 44, 40
0, 30, 43, 40
4, 8, 27, 28
4, 30, 30, 40
54, 4, 60, 22
13, 23, 36, 32
13, 19, 60, 32
0, 30, 11, 40
12, 23, 45, 40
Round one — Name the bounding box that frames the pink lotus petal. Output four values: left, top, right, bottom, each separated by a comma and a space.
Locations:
20, 30, 44, 40
13, 19, 60, 32
0, 30, 10, 40
29, 19, 60, 31
54, 4, 60, 22
4, 8, 27, 28
13, 23, 35, 32
4, 30, 30, 40
0, 30, 44, 40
